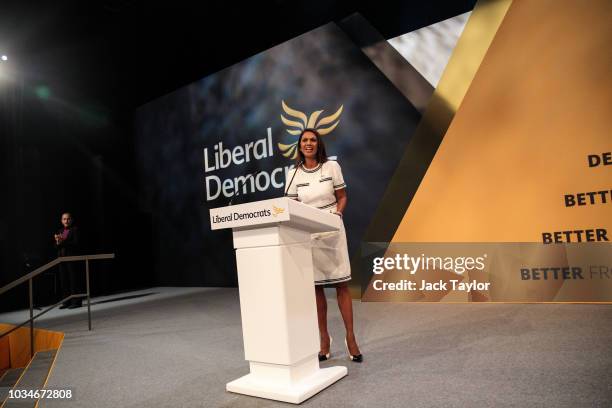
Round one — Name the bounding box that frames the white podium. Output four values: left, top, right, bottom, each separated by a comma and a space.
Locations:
210, 198, 347, 404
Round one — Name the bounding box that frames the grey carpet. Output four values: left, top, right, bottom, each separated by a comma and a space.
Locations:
11, 287, 608, 408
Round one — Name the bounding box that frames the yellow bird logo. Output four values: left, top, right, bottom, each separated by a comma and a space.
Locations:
278, 100, 343, 160
272, 206, 286, 217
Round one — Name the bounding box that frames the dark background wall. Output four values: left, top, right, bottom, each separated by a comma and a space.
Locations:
134, 23, 423, 287
0, 0, 475, 311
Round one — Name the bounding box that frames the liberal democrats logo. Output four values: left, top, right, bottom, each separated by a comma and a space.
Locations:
272, 205, 285, 217
278, 100, 343, 160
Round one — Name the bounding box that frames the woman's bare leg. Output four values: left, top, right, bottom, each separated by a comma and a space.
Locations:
336, 282, 361, 355
315, 285, 330, 354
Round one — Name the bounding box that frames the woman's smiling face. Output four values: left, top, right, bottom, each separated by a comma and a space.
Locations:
300, 130, 318, 160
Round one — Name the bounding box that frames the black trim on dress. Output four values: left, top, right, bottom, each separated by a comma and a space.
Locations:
315, 275, 352, 285
318, 201, 337, 210
300, 163, 322, 173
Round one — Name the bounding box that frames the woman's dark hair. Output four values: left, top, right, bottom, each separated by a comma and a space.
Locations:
296, 128, 328, 165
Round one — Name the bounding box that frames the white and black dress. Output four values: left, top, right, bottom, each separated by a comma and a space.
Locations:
285, 160, 351, 285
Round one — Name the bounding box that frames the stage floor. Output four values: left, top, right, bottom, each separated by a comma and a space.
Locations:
2, 287, 611, 407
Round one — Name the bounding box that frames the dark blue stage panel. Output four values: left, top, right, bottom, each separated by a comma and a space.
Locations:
135, 23, 421, 285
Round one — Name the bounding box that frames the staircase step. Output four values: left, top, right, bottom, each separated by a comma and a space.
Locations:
0, 368, 25, 404
3, 349, 58, 408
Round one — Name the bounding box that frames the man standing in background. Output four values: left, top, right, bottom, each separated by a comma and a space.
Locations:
54, 212, 82, 309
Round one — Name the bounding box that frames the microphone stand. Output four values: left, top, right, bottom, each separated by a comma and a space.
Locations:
284, 161, 302, 197
228, 170, 262, 206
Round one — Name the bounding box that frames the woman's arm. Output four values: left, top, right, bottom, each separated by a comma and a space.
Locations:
334, 188, 347, 216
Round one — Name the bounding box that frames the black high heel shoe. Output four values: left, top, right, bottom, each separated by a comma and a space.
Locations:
344, 338, 363, 363
318, 336, 332, 361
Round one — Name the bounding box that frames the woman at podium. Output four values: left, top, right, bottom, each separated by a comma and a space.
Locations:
285, 129, 363, 363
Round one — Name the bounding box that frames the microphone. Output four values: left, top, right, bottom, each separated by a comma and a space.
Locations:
228, 169, 263, 206
284, 161, 302, 197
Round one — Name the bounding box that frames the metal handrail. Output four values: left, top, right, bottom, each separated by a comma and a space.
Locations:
0, 253, 115, 357
0, 254, 114, 295
0, 294, 86, 338
0, 258, 61, 296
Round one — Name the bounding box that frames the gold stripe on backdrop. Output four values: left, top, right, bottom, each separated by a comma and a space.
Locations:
362, 0, 512, 244
365, 0, 612, 302
354, 0, 512, 298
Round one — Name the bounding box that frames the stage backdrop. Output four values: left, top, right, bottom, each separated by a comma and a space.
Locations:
136, 1, 611, 302
361, 0, 612, 302
135, 23, 421, 286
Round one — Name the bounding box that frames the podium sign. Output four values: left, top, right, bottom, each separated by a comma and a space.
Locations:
210, 198, 347, 403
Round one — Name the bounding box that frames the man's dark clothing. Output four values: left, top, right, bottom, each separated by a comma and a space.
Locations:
55, 226, 83, 307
